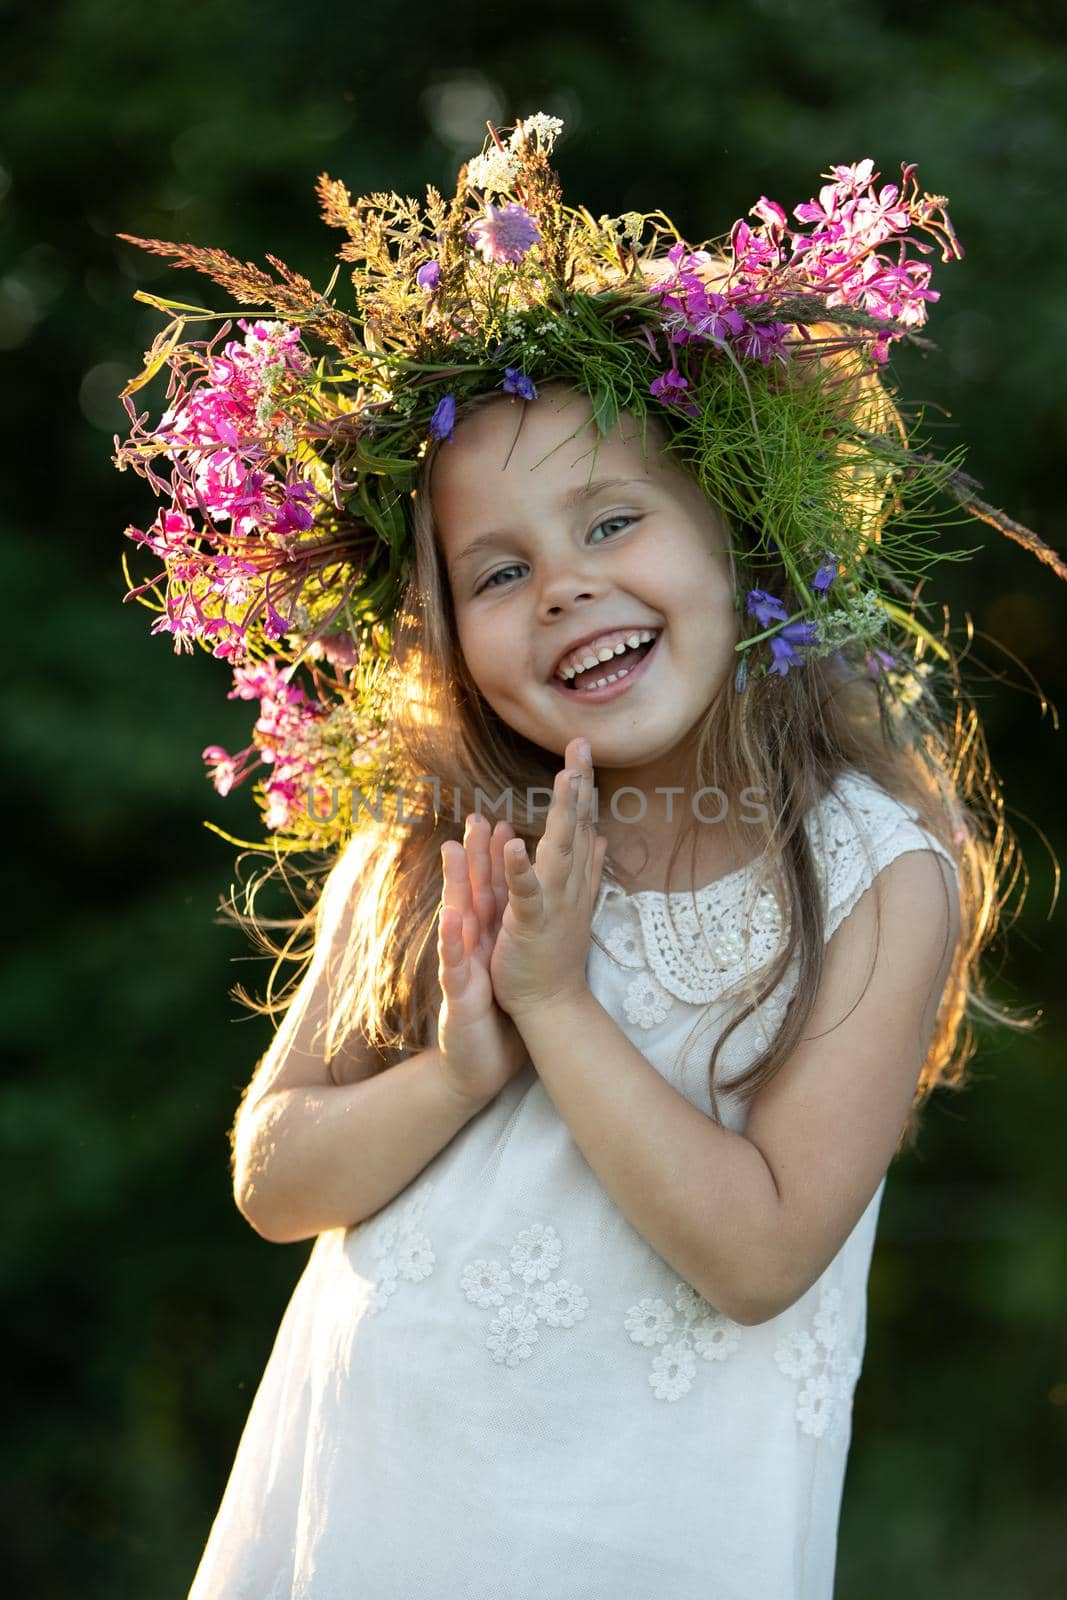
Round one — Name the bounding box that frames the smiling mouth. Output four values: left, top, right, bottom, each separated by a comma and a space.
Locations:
555, 632, 658, 694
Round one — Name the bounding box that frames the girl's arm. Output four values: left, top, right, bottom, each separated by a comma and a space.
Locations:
511, 848, 959, 1326
233, 1037, 492, 1245
232, 845, 495, 1246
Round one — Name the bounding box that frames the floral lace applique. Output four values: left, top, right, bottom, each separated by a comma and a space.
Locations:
624, 1279, 744, 1402
364, 1181, 436, 1315
598, 882, 787, 1037
461, 1222, 589, 1367
812, 778, 958, 942
622, 970, 674, 1029
774, 1284, 862, 1439
603, 914, 645, 968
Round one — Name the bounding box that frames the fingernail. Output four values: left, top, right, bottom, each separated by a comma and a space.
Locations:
578, 739, 591, 761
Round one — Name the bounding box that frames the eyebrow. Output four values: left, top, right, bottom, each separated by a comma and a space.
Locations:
448, 477, 650, 577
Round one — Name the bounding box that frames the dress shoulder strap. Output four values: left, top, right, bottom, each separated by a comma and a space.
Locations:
807, 772, 958, 944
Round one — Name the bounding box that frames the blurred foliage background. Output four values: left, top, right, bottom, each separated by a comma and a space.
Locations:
2, 0, 1065, 1594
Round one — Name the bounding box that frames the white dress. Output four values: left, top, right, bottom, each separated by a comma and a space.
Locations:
189, 771, 957, 1600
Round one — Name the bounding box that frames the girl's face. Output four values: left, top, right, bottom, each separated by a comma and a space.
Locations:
432, 386, 738, 774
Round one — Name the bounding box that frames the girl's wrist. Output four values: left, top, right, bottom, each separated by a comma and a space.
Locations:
506, 984, 597, 1035
436, 1046, 498, 1114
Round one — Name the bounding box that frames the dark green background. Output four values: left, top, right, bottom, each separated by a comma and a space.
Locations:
3, 0, 1065, 1594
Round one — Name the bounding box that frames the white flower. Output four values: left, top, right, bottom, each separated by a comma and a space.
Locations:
465, 145, 519, 195
624, 1296, 675, 1348
775, 1327, 819, 1380
622, 972, 672, 1029
625, 1279, 744, 1401
649, 1338, 697, 1401
511, 1222, 563, 1283
531, 1279, 589, 1327
604, 917, 644, 967
365, 1181, 437, 1316
813, 1286, 844, 1347
796, 1373, 837, 1437
511, 113, 564, 151
690, 1312, 743, 1362
396, 1233, 435, 1282
487, 1301, 541, 1367
460, 1258, 513, 1308
775, 1282, 861, 1439
463, 1222, 586, 1367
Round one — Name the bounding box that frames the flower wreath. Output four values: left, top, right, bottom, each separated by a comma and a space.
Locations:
114, 113, 1064, 855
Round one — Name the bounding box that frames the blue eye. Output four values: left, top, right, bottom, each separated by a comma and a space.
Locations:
474, 515, 638, 594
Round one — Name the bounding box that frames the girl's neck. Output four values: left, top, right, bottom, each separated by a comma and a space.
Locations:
593, 762, 761, 896
600, 823, 757, 897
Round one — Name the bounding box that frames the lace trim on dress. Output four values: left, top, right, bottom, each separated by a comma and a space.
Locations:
593, 771, 958, 1026
810, 775, 958, 944
596, 880, 786, 1022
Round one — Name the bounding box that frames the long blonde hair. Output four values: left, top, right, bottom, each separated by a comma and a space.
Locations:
230, 380, 1038, 1157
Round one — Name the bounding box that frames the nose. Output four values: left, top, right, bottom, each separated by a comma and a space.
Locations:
543, 589, 595, 618
538, 559, 602, 619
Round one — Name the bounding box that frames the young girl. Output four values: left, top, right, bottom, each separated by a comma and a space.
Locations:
116, 118, 1063, 1599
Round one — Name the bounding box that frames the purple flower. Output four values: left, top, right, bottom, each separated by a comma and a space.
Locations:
649, 369, 690, 401
730, 217, 781, 282
429, 394, 457, 442
734, 657, 750, 694
687, 291, 746, 344
271, 477, 318, 535
416, 260, 441, 292
735, 320, 792, 366
812, 556, 838, 592
469, 203, 541, 265
780, 619, 819, 646
865, 648, 897, 678
746, 589, 788, 628
502, 368, 539, 400
751, 195, 787, 231
768, 635, 803, 676
262, 602, 294, 642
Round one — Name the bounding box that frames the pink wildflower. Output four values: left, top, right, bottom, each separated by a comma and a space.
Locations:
468, 203, 541, 265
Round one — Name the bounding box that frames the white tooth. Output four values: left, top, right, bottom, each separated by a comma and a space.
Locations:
605, 673, 618, 683
564, 633, 654, 677
593, 676, 609, 688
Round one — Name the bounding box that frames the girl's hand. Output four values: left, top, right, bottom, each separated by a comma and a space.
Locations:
437, 814, 530, 1108
491, 737, 608, 1025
